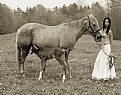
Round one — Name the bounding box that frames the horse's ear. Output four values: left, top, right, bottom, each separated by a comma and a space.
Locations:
90, 14, 94, 18
88, 14, 95, 20
87, 14, 90, 19
87, 14, 93, 18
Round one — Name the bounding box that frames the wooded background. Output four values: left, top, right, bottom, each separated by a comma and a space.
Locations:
0, 0, 121, 40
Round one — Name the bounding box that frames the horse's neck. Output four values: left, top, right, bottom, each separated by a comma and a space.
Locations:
63, 18, 88, 41
75, 19, 88, 41
76, 29, 85, 41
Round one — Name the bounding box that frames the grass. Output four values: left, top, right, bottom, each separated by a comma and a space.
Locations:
0, 33, 121, 95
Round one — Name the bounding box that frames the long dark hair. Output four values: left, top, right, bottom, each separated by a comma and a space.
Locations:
103, 17, 111, 34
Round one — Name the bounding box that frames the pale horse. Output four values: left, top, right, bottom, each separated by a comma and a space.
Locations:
16, 14, 101, 82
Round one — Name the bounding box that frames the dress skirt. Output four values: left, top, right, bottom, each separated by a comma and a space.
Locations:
92, 44, 116, 80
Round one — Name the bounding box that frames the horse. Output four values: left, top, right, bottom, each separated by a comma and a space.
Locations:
16, 14, 101, 82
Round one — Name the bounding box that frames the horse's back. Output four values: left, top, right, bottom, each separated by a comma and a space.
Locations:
17, 23, 46, 34
16, 23, 62, 47
31, 24, 64, 47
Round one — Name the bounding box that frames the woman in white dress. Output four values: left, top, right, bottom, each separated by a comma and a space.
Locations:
92, 17, 116, 80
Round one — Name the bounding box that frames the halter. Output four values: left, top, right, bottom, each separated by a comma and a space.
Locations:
87, 19, 101, 40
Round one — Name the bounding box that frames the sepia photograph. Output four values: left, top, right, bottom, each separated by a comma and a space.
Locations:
0, 0, 121, 95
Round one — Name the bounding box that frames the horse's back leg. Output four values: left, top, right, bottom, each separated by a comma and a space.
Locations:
16, 43, 31, 73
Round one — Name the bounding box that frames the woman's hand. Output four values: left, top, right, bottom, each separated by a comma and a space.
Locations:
97, 40, 102, 46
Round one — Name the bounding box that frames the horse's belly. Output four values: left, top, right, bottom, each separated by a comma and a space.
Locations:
38, 48, 55, 59
33, 33, 59, 47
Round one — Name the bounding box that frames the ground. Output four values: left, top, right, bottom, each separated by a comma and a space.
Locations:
0, 33, 121, 95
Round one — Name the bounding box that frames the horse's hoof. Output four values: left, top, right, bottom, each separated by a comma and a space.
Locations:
20, 70, 24, 74
62, 78, 65, 82
38, 76, 43, 80
38, 71, 43, 80
62, 75, 67, 82
17, 73, 26, 79
62, 78, 67, 82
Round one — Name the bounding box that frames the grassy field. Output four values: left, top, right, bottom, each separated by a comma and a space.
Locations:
0, 33, 121, 95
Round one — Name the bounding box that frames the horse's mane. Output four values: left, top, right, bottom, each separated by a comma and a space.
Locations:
63, 17, 88, 29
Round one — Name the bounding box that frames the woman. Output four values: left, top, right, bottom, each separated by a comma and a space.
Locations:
92, 17, 116, 80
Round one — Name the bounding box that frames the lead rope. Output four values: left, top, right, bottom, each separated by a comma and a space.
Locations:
95, 40, 116, 70
95, 41, 109, 56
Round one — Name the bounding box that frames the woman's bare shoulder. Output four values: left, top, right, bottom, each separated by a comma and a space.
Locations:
99, 29, 103, 34
109, 30, 112, 34
109, 30, 112, 32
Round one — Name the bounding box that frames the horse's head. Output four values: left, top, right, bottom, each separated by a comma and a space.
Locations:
87, 14, 101, 42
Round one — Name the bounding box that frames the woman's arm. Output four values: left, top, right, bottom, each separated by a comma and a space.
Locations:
109, 30, 113, 56
109, 30, 113, 44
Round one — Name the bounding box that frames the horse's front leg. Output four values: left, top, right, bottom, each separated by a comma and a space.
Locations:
55, 56, 66, 82
61, 53, 71, 82
66, 62, 72, 79
56, 53, 68, 82
38, 57, 47, 80
65, 50, 72, 79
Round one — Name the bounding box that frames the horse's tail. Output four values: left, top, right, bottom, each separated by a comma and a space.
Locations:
16, 30, 21, 65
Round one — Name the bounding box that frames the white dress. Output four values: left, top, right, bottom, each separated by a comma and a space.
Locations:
92, 31, 116, 80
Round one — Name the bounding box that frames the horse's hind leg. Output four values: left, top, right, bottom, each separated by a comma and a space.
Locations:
17, 45, 31, 74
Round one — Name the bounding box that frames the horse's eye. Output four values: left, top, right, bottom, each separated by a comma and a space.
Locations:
93, 24, 96, 26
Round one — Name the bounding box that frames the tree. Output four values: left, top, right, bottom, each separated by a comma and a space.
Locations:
53, 6, 59, 12
13, 7, 27, 30
91, 2, 105, 28
61, 5, 69, 16
0, 3, 15, 34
